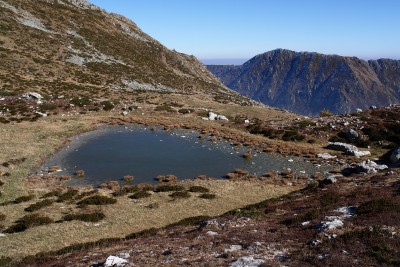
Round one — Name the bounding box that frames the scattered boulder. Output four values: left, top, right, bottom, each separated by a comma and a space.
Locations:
355, 160, 388, 174
390, 147, 400, 164
22, 92, 43, 103
346, 129, 359, 142
319, 175, 341, 186
104, 255, 128, 267
317, 153, 337, 160
230, 256, 265, 267
208, 112, 229, 121
121, 111, 128, 116
326, 142, 370, 157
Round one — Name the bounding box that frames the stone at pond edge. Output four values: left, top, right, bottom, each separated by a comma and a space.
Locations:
326, 142, 370, 157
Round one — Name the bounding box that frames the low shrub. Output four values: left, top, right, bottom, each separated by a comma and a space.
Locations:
232, 208, 263, 218
24, 199, 54, 212
320, 192, 340, 207
70, 97, 90, 107
199, 193, 216, 199
319, 109, 333, 117
0, 212, 5, 221
0, 257, 12, 267
63, 212, 105, 223
137, 184, 154, 191
154, 185, 185, 192
189, 186, 210, 193
112, 186, 140, 197
77, 195, 117, 206
41, 191, 60, 199
4, 214, 53, 233
56, 189, 79, 203
154, 104, 174, 112
101, 100, 114, 111
178, 108, 194, 114
129, 191, 152, 199
169, 191, 190, 199
0, 180, 4, 187
13, 195, 34, 204
282, 130, 305, 142
74, 190, 98, 200
169, 215, 210, 227
358, 198, 400, 215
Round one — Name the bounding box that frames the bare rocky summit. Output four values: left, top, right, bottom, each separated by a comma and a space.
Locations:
207, 49, 400, 115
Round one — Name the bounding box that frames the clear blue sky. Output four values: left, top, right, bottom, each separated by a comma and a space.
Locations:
89, 0, 400, 64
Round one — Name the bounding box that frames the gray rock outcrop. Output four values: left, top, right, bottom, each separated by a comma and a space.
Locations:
390, 147, 400, 164
326, 142, 370, 157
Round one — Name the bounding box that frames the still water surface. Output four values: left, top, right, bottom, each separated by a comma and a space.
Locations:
44, 125, 323, 186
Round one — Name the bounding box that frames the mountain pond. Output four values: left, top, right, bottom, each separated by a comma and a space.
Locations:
42, 125, 326, 186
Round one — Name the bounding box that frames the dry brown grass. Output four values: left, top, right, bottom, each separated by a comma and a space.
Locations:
0, 110, 308, 260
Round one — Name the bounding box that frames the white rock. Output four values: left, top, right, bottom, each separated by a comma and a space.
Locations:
352, 150, 371, 157
225, 245, 242, 253
230, 256, 265, 267
208, 112, 229, 121
317, 153, 337, 159
22, 92, 43, 101
35, 111, 47, 117
121, 111, 128, 116
0, 233, 6, 237
206, 231, 218, 236
244, 119, 250, 124
355, 160, 388, 173
104, 256, 128, 267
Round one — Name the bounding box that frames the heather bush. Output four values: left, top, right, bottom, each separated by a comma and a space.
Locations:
154, 185, 185, 192
169, 191, 190, 199
4, 214, 53, 233
199, 193, 216, 199
63, 212, 105, 223
56, 189, 79, 203
129, 191, 151, 199
77, 195, 117, 206
13, 195, 34, 204
24, 199, 54, 212
189, 186, 209, 193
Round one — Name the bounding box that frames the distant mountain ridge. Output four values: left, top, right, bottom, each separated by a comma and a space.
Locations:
207, 49, 400, 115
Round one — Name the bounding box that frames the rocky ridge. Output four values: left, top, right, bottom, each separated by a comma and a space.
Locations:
207, 49, 400, 115
0, 0, 252, 105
